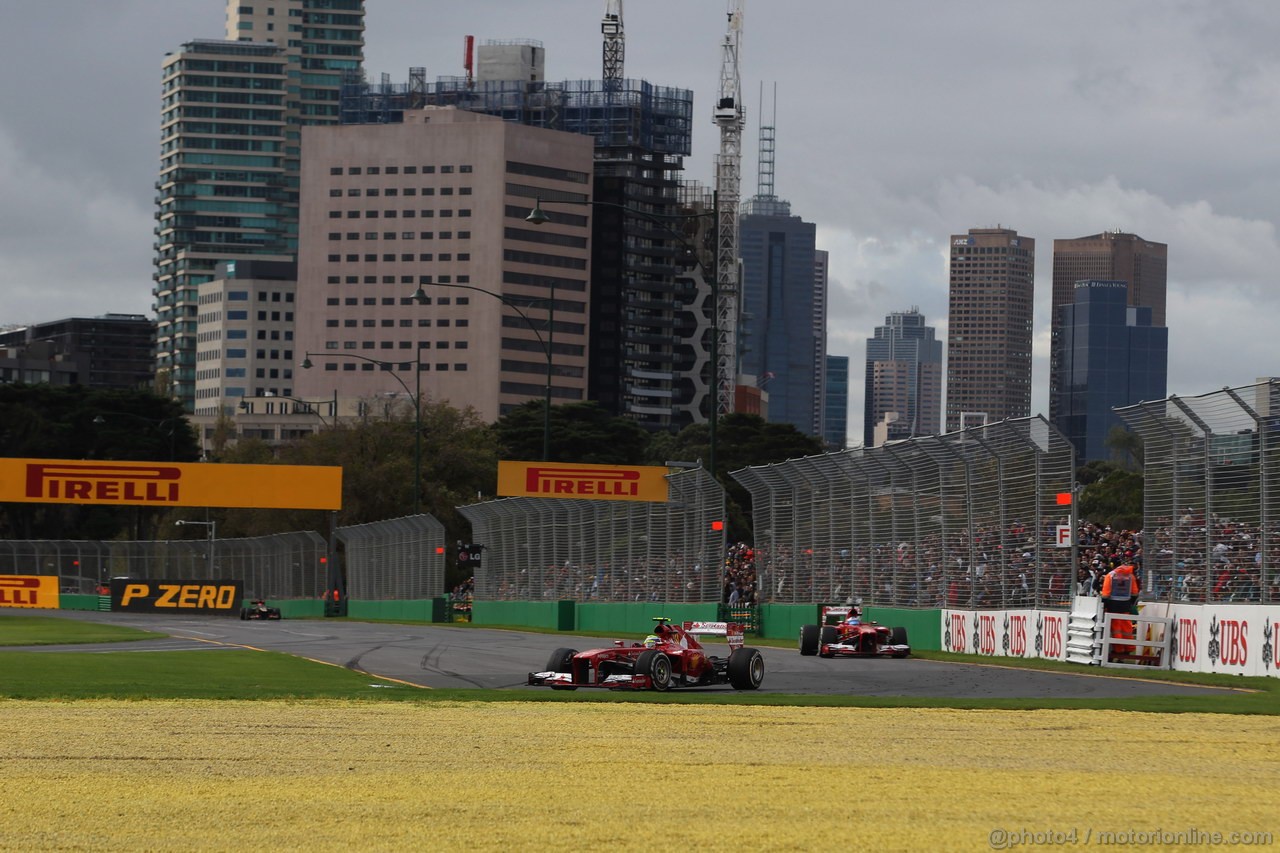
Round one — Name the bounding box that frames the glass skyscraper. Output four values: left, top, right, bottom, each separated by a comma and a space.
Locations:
154, 1, 364, 410
1052, 280, 1168, 462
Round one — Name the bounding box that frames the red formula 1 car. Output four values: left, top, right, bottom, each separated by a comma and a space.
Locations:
528, 618, 764, 691
239, 599, 282, 621
798, 604, 909, 658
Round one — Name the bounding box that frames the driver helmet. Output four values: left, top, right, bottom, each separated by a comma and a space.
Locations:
643, 634, 660, 649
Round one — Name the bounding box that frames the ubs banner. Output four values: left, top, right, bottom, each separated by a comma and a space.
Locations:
0, 458, 342, 510
111, 578, 243, 616
0, 575, 61, 609
940, 607, 1069, 662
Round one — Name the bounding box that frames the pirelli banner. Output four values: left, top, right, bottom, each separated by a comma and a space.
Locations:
112, 578, 243, 615
497, 461, 669, 503
0, 575, 61, 609
0, 458, 342, 510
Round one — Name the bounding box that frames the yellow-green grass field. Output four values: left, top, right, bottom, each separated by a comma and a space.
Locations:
3, 700, 1276, 851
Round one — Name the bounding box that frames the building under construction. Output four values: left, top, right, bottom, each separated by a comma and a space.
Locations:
337, 44, 710, 432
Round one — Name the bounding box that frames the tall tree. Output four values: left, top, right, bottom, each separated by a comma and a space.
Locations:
663, 413, 826, 542
0, 384, 198, 540
493, 401, 649, 463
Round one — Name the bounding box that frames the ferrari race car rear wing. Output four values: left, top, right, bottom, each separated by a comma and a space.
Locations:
682, 621, 745, 651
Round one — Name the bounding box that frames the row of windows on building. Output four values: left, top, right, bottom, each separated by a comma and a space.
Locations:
327, 274, 470, 285
327, 187, 472, 198
328, 165, 473, 176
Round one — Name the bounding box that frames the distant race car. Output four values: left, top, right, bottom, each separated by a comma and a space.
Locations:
798, 604, 909, 658
239, 599, 282, 621
528, 618, 765, 691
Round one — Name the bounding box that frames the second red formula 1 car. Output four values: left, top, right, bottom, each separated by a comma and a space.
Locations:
798, 603, 910, 658
528, 618, 764, 691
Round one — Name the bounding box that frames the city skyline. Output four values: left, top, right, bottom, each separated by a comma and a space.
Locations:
3, 2, 1278, 441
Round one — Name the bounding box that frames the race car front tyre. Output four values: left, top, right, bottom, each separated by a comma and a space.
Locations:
635, 650, 672, 691
547, 648, 578, 673
728, 647, 765, 690
798, 624, 820, 655
818, 626, 838, 658
890, 626, 909, 646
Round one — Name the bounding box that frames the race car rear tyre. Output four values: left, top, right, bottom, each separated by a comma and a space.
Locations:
890, 626, 909, 646
728, 647, 765, 690
239, 608, 249, 620
798, 624, 820, 656
635, 650, 672, 691
819, 625, 838, 658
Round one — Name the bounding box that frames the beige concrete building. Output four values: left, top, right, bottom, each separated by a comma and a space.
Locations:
292, 107, 593, 422
945, 227, 1035, 433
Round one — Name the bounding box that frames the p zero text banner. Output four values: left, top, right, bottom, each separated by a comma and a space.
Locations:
111, 578, 244, 615
0, 458, 342, 510
497, 461, 670, 503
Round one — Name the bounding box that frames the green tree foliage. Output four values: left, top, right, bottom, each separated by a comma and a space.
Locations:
0, 384, 199, 540
211, 399, 500, 551
493, 400, 650, 463
1077, 460, 1144, 530
1105, 424, 1145, 470
661, 413, 826, 542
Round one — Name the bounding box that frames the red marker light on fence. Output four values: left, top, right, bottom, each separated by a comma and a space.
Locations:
435, 546, 445, 554
711, 520, 724, 531
320, 557, 328, 564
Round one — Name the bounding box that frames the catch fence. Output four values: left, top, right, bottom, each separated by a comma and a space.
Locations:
336, 514, 446, 600
0, 532, 327, 600
459, 467, 724, 602
0, 514, 448, 602
732, 416, 1077, 609
1116, 379, 1280, 603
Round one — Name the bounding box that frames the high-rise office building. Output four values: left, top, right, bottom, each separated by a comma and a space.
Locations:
864, 308, 942, 447
154, 1, 364, 410
738, 201, 822, 437
1053, 280, 1167, 462
823, 354, 849, 450
1049, 231, 1167, 420
945, 227, 1035, 433
812, 249, 830, 437
291, 108, 593, 423
337, 45, 697, 432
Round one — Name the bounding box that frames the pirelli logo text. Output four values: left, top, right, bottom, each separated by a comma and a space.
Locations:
111, 579, 244, 615
497, 461, 669, 503
26, 463, 181, 504
0, 575, 61, 609
0, 457, 342, 510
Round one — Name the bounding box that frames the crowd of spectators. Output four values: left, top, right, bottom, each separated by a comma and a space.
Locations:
718, 512, 1277, 609
722, 542, 759, 606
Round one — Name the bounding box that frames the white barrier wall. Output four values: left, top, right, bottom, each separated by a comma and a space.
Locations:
942, 602, 1280, 678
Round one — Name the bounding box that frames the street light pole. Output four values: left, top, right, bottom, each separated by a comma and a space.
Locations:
410, 282, 554, 462
175, 519, 216, 576
302, 352, 422, 515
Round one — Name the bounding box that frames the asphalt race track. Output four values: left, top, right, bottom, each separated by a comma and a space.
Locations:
3, 609, 1239, 699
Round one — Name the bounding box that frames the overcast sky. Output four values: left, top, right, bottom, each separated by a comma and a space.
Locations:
2, 1, 1278, 435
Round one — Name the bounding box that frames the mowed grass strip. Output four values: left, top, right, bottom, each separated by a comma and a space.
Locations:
0, 615, 166, 646
2, 700, 1277, 851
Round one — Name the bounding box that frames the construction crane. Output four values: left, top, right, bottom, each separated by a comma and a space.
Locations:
602, 1, 624, 84
713, 0, 744, 417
